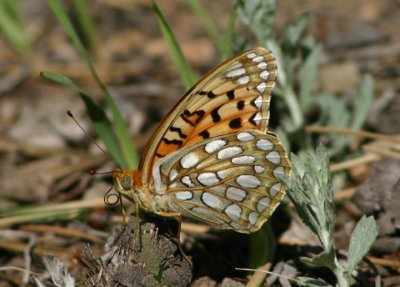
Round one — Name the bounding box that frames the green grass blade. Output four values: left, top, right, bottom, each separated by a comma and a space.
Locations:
248, 223, 275, 285
46, 0, 92, 72
153, 0, 197, 90
187, 0, 222, 51
41, 72, 126, 166
47, 0, 138, 169
2, 0, 19, 19
41, 71, 83, 91
105, 97, 138, 169
79, 94, 126, 167
0, 0, 31, 53
106, 101, 138, 169
221, 6, 237, 60
71, 0, 97, 50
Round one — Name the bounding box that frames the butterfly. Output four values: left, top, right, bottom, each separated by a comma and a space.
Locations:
113, 47, 290, 235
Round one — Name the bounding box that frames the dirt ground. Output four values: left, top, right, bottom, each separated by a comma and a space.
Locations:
0, 0, 400, 286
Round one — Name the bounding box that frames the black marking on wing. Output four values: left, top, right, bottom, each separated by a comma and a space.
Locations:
237, 100, 245, 110
229, 118, 242, 129
211, 105, 222, 123
181, 109, 205, 126
162, 138, 183, 147
207, 91, 217, 99
250, 97, 259, 108
227, 90, 235, 100
198, 90, 217, 99
200, 130, 210, 139
249, 113, 257, 126
170, 126, 187, 139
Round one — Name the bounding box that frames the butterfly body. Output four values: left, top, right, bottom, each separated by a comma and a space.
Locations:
113, 47, 291, 233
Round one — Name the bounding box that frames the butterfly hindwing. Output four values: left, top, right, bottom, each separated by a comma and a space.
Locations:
151, 130, 290, 233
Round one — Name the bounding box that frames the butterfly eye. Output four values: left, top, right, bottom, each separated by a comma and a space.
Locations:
121, 176, 132, 190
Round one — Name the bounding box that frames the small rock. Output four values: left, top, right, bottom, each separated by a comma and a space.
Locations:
319, 61, 360, 94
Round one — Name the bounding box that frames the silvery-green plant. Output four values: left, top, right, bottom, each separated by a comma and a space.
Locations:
280, 145, 379, 287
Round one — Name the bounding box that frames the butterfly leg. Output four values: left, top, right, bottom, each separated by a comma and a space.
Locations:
133, 202, 141, 252
157, 211, 192, 268
118, 195, 142, 251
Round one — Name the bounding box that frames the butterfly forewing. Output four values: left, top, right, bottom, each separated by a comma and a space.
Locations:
151, 130, 290, 233
141, 48, 277, 183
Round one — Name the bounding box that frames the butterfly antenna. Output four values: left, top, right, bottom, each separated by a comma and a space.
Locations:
104, 185, 121, 206
89, 169, 114, 176
67, 110, 118, 167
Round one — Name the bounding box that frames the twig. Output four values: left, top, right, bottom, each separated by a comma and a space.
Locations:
0, 197, 105, 228
19, 224, 106, 243
305, 126, 400, 143
363, 143, 400, 159
330, 153, 380, 172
